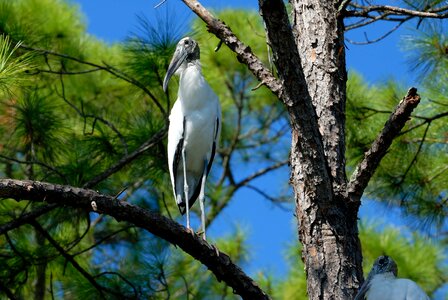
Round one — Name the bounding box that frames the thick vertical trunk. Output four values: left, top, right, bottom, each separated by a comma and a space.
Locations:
290, 1, 363, 299
260, 0, 363, 298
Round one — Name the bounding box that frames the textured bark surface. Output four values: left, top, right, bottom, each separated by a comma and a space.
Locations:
156, 1, 427, 298
257, 0, 363, 298
289, 1, 364, 298
0, 179, 270, 300
347, 88, 421, 202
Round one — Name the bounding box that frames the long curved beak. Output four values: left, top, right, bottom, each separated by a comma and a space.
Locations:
163, 46, 187, 92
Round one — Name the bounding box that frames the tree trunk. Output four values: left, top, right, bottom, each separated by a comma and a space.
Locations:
290, 1, 363, 298
260, 0, 363, 298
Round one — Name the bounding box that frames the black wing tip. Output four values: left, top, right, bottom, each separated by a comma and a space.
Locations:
176, 191, 200, 216
178, 203, 186, 215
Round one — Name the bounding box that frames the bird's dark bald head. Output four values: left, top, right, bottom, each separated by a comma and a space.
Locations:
163, 37, 201, 92
372, 255, 398, 276
178, 37, 200, 62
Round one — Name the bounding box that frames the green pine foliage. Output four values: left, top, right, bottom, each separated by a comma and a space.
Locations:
0, 35, 35, 93
0, 0, 446, 298
272, 222, 447, 299
346, 71, 448, 230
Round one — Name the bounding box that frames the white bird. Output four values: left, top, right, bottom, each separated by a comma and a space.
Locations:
163, 37, 221, 240
355, 255, 430, 300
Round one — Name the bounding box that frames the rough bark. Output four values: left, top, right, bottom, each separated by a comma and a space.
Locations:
348, 88, 421, 202
260, 0, 363, 298
179, 0, 425, 299
181, 0, 284, 97
0, 179, 270, 300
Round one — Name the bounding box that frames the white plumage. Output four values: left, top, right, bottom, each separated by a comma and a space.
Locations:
355, 256, 429, 300
164, 37, 221, 240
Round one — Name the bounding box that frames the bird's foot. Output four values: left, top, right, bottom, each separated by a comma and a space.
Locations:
196, 229, 207, 241
207, 243, 220, 257
186, 227, 195, 237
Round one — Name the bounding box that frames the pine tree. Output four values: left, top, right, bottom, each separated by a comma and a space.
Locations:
0, 0, 446, 299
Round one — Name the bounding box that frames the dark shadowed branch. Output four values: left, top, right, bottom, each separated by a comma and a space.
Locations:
82, 126, 167, 189
347, 87, 421, 203
0, 204, 58, 235
29, 220, 109, 298
0, 179, 270, 300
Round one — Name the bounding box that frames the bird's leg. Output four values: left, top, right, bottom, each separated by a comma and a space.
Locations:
182, 146, 190, 230
199, 160, 208, 240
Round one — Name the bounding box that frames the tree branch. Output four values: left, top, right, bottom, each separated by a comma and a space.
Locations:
0, 203, 58, 235
29, 220, 108, 298
82, 126, 167, 189
347, 87, 421, 202
0, 178, 270, 300
20, 45, 167, 116
180, 0, 283, 98
346, 4, 448, 19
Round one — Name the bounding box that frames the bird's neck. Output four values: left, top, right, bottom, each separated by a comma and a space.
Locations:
176, 60, 201, 76
375, 272, 396, 280
179, 61, 205, 93
178, 61, 211, 109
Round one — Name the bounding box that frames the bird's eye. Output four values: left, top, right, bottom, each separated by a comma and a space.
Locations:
378, 257, 386, 265
184, 40, 189, 45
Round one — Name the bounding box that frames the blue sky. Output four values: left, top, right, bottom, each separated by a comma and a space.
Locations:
69, 0, 446, 298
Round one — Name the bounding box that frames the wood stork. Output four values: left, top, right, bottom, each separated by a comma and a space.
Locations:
355, 255, 430, 300
163, 37, 221, 240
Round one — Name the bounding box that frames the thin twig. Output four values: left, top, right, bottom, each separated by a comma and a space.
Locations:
57, 73, 129, 155
94, 271, 138, 299
397, 123, 430, 186
72, 225, 135, 257
0, 204, 59, 235
20, 44, 167, 116
30, 220, 107, 298
0, 154, 67, 182
82, 126, 167, 189
346, 3, 448, 18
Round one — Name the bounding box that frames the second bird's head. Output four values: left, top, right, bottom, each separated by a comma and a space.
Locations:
163, 37, 200, 92
371, 255, 398, 276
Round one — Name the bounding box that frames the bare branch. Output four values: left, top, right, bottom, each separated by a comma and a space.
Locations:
82, 126, 167, 189
397, 123, 430, 186
20, 44, 167, 116
180, 0, 283, 98
0, 154, 67, 182
346, 18, 409, 44
0, 178, 270, 300
235, 159, 288, 189
347, 87, 421, 203
346, 4, 448, 19
0, 204, 58, 235
246, 184, 290, 211
29, 220, 108, 298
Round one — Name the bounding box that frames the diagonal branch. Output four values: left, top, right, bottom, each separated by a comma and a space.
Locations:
29, 220, 108, 298
0, 203, 58, 235
82, 126, 167, 189
180, 0, 283, 98
0, 178, 270, 300
347, 87, 421, 203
